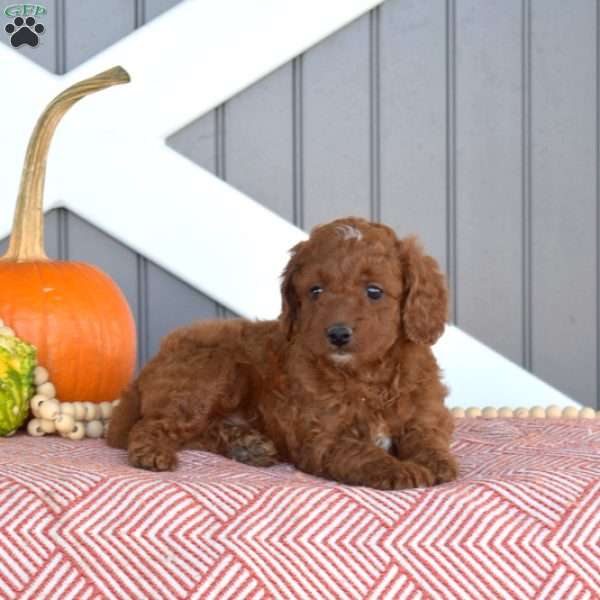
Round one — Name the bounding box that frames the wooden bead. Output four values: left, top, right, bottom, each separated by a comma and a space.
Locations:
579, 407, 596, 419
83, 402, 99, 421
465, 407, 482, 418
55, 414, 75, 434
59, 402, 76, 417
27, 418, 45, 437
37, 382, 56, 399
40, 419, 56, 433
529, 406, 545, 418
514, 407, 529, 419
85, 420, 103, 439
38, 398, 60, 420
562, 406, 579, 419
72, 403, 86, 421
30, 394, 47, 417
66, 423, 86, 440
482, 407, 498, 419
498, 407, 513, 418
545, 405, 562, 419
99, 402, 113, 420
33, 366, 49, 386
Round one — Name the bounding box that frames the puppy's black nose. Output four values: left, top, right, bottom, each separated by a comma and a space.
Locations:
327, 324, 353, 347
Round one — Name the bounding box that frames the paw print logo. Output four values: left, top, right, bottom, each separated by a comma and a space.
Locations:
5, 16, 44, 48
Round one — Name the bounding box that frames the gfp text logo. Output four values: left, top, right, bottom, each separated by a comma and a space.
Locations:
4, 4, 46, 48
4, 4, 46, 17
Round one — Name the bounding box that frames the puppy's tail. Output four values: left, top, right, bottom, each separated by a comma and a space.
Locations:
106, 382, 141, 449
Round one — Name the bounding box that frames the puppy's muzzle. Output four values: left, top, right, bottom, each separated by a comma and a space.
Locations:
327, 324, 353, 347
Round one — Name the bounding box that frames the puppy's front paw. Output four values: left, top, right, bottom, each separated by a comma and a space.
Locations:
429, 453, 459, 484
129, 442, 178, 471
389, 460, 434, 490
360, 457, 434, 490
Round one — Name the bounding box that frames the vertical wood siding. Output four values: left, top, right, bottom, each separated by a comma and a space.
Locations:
379, 0, 448, 281
455, 0, 524, 364
302, 15, 372, 228
530, 0, 598, 404
2, 0, 599, 406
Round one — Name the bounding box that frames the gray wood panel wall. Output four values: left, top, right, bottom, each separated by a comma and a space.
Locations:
3, 0, 599, 407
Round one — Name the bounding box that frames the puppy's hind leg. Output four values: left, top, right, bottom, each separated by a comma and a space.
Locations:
186, 417, 279, 467
127, 377, 251, 471
127, 376, 216, 471
106, 382, 141, 449
125, 323, 254, 471
128, 384, 251, 472
128, 410, 209, 471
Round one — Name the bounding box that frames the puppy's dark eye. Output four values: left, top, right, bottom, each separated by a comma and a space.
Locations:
310, 285, 323, 298
366, 285, 383, 300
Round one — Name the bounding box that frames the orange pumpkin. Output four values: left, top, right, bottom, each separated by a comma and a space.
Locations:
0, 67, 136, 403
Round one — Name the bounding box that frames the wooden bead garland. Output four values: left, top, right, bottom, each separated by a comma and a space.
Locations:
451, 405, 599, 419
27, 364, 120, 440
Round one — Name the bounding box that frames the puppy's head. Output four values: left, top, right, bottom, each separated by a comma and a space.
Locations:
280, 218, 448, 364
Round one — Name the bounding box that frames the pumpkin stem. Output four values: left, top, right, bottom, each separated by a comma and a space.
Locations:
2, 66, 130, 262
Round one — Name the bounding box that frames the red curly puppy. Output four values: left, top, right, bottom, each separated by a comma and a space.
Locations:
107, 217, 458, 490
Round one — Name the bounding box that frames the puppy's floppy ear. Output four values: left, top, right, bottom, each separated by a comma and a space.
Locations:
398, 236, 448, 345
280, 241, 306, 339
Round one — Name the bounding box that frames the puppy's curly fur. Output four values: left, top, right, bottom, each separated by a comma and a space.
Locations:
107, 218, 458, 490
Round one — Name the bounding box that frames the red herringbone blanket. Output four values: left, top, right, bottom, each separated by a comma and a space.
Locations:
0, 418, 599, 599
